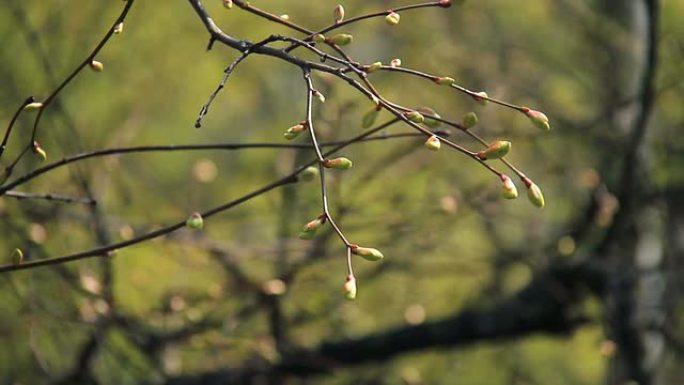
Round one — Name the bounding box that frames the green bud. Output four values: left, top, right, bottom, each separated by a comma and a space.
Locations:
367, 61, 383, 73
362, 107, 380, 128
435, 76, 455, 86
280, 14, 290, 21
323, 157, 353, 170
89, 60, 104, 72
24, 102, 43, 111
222, 0, 233, 9
385, 12, 400, 26
477, 140, 511, 160
351, 245, 384, 261
524, 178, 545, 208
313, 90, 326, 103
343, 275, 357, 300
405, 111, 425, 124
424, 135, 441, 151
186, 212, 204, 229
313, 34, 326, 43
329, 33, 353, 46
462, 112, 479, 128
284, 122, 307, 140
11, 248, 23, 266
416, 107, 441, 128
523, 107, 551, 131
473, 91, 488, 105
500, 174, 518, 199
298, 217, 325, 240
334, 4, 345, 23
32, 141, 47, 161
299, 166, 319, 182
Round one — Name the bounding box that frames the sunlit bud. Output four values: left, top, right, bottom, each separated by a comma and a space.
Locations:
313, 34, 326, 43
113, 22, 124, 34
284, 122, 307, 140
476, 140, 511, 160
11, 248, 23, 266
351, 245, 384, 261
323, 157, 353, 169
343, 274, 357, 300
298, 216, 325, 240
299, 166, 319, 182
89, 60, 104, 72
435, 76, 455, 86
523, 177, 545, 208
280, 14, 290, 21
424, 135, 441, 151
186, 212, 204, 229
367, 61, 383, 73
462, 112, 479, 128
390, 58, 402, 67
500, 174, 518, 199
385, 11, 400, 26
362, 106, 381, 128
439, 0, 452, 7
329, 33, 353, 46
222, 0, 233, 9
24, 102, 43, 110
416, 107, 441, 128
313, 90, 326, 103
473, 91, 488, 105
521, 107, 551, 131
404, 111, 425, 124
334, 4, 345, 23
32, 141, 47, 161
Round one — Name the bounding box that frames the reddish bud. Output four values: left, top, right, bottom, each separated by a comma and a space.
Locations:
523, 177, 545, 208
404, 111, 425, 124
521, 107, 551, 131
390, 58, 402, 67
435, 76, 455, 86
323, 157, 353, 170
477, 140, 511, 160
299, 216, 326, 240
500, 174, 518, 199
32, 141, 47, 161
439, 0, 452, 7
472, 91, 488, 105
333, 4, 345, 23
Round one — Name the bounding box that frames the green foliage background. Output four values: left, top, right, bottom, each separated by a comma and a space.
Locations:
0, 0, 682, 383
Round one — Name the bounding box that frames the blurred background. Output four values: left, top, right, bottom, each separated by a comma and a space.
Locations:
0, 0, 682, 384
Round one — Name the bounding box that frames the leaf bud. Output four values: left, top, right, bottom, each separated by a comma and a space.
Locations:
362, 106, 381, 128
385, 11, 400, 26
299, 166, 319, 182
439, 0, 452, 7
114, 22, 124, 34
298, 216, 326, 240
390, 58, 402, 67
435, 76, 455, 86
323, 157, 353, 169
24, 102, 43, 111
329, 33, 353, 46
284, 122, 307, 140
521, 107, 551, 131
32, 141, 47, 161
186, 212, 204, 229
351, 245, 384, 261
313, 34, 326, 43
89, 60, 104, 72
424, 135, 441, 151
334, 4, 345, 23
500, 174, 518, 199
523, 177, 545, 208
416, 107, 441, 128
476, 140, 511, 160
313, 90, 326, 103
280, 14, 290, 21
11, 248, 24, 266
462, 112, 479, 128
367, 61, 383, 73
473, 91, 488, 105
222, 0, 233, 9
343, 274, 357, 300
404, 111, 425, 124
